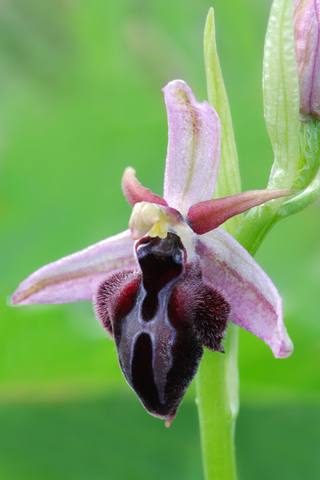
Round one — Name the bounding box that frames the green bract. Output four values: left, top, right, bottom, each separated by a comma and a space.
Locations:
235, 0, 318, 255
203, 8, 241, 234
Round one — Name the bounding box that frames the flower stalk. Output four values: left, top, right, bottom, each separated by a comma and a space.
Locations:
196, 325, 238, 480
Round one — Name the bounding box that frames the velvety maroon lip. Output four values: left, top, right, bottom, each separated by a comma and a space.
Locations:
95, 233, 229, 420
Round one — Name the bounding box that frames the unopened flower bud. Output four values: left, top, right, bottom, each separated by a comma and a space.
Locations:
294, 0, 320, 119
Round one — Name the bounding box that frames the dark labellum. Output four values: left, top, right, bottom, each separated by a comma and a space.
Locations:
95, 233, 230, 422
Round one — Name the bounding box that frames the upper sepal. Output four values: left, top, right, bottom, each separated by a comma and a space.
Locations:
162, 80, 221, 214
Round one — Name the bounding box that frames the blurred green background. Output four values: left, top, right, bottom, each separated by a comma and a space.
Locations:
1, 0, 319, 479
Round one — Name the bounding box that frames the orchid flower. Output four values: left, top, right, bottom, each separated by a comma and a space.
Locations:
12, 80, 293, 425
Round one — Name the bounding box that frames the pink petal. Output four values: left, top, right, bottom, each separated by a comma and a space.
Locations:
12, 230, 136, 305
162, 80, 221, 214
197, 229, 293, 358
187, 189, 294, 235
122, 167, 168, 207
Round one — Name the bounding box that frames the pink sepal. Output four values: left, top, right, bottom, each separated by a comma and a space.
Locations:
12, 230, 136, 305
197, 229, 293, 358
162, 80, 221, 214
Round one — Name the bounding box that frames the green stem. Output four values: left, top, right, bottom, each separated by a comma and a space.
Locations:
196, 324, 239, 480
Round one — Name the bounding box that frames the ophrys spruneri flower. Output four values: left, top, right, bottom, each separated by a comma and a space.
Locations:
12, 80, 293, 426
